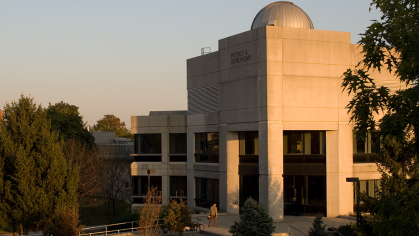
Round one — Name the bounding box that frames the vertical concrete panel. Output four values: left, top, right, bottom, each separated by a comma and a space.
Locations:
187, 170, 195, 210
219, 125, 228, 211
326, 131, 339, 217
226, 132, 239, 214
259, 122, 284, 222
187, 127, 195, 209
162, 175, 169, 205
338, 123, 355, 216
162, 132, 169, 164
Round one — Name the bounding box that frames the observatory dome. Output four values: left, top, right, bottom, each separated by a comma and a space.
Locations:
251, 1, 314, 30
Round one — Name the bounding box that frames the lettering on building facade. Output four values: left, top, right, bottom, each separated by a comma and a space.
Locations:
231, 50, 251, 64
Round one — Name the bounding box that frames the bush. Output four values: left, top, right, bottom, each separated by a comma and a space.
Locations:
335, 223, 363, 236
229, 197, 275, 236
163, 199, 193, 236
44, 206, 83, 236
308, 215, 327, 236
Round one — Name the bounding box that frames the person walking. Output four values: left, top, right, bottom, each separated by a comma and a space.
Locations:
208, 203, 218, 227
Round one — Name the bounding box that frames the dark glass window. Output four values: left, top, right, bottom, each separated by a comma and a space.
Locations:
195, 177, 219, 208
307, 176, 326, 205
354, 131, 380, 154
356, 137, 366, 153
169, 133, 187, 154
170, 176, 187, 197
195, 133, 219, 163
195, 133, 219, 154
135, 134, 161, 154
283, 131, 326, 155
132, 176, 162, 196
239, 131, 259, 155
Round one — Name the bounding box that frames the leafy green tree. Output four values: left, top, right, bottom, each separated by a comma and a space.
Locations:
308, 215, 327, 236
162, 199, 193, 236
229, 197, 275, 236
0, 95, 78, 235
342, 0, 419, 235
92, 114, 133, 139
46, 101, 95, 147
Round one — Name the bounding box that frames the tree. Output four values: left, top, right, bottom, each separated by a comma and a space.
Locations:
137, 187, 162, 236
63, 139, 104, 207
92, 114, 133, 139
342, 1, 419, 235
43, 206, 83, 236
308, 215, 327, 236
99, 145, 132, 217
46, 101, 95, 147
229, 197, 275, 236
162, 199, 193, 236
0, 95, 78, 235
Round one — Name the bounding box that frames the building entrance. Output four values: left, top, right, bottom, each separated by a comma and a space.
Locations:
239, 175, 259, 213
283, 175, 326, 216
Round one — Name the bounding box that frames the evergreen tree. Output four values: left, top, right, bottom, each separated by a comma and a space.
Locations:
342, 1, 419, 235
229, 197, 275, 236
0, 95, 78, 235
308, 215, 327, 236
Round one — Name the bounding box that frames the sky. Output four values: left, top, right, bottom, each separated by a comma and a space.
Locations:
0, 1, 382, 128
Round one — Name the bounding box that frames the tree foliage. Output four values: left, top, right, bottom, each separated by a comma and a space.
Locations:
0, 95, 78, 234
92, 114, 132, 139
43, 206, 83, 236
46, 101, 95, 147
162, 199, 193, 236
308, 215, 327, 236
229, 197, 275, 236
138, 187, 161, 236
342, 1, 419, 235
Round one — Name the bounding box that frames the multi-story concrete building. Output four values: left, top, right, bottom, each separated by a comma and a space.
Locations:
131, 1, 404, 221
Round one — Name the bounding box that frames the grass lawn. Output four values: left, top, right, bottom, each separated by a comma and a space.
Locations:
79, 197, 132, 226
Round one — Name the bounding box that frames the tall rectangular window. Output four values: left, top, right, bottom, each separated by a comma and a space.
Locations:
195, 177, 219, 208
169, 133, 187, 154
170, 176, 187, 197
353, 131, 380, 154
239, 131, 259, 155
132, 176, 162, 196
195, 133, 219, 163
135, 134, 161, 154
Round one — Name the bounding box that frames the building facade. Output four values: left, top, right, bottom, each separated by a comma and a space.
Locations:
131, 2, 403, 221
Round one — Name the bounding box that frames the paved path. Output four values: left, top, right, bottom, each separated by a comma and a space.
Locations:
0, 215, 353, 236
197, 215, 353, 236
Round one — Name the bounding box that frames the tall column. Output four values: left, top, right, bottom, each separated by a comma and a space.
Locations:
162, 175, 169, 205
259, 121, 284, 222
186, 127, 195, 210
326, 123, 354, 217
219, 124, 239, 214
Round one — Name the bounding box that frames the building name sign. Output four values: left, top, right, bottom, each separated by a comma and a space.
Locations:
231, 50, 251, 65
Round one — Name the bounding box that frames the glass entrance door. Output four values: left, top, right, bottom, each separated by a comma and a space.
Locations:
239, 175, 259, 213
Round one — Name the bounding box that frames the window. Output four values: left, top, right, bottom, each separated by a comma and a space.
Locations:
354, 179, 381, 212
195, 177, 219, 208
135, 134, 161, 154
170, 176, 187, 197
283, 131, 326, 155
169, 133, 187, 154
169, 133, 187, 162
353, 131, 380, 163
239, 131, 259, 155
132, 176, 162, 203
353, 131, 380, 154
195, 133, 219, 163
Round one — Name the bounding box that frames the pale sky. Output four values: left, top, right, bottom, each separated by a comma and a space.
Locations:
0, 1, 381, 128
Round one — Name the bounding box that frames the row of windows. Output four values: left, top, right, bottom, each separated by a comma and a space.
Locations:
132, 176, 219, 209
134, 131, 379, 163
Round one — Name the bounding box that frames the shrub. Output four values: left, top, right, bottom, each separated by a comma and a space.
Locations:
308, 215, 327, 236
44, 206, 83, 236
229, 197, 275, 236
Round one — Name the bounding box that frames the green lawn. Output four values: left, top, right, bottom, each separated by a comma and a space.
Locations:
79, 197, 133, 226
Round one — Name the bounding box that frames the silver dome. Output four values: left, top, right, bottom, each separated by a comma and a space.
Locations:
251, 1, 314, 30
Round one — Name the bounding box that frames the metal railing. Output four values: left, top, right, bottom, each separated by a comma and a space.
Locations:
80, 220, 165, 236
288, 224, 307, 236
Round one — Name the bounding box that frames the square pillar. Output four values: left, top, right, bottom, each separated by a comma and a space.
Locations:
326, 123, 354, 217
259, 121, 284, 222
219, 125, 239, 214
187, 127, 195, 210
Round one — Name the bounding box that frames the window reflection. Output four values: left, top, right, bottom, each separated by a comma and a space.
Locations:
239, 131, 259, 155
195, 177, 219, 208
283, 131, 325, 155
170, 176, 187, 197
135, 134, 161, 154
